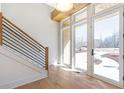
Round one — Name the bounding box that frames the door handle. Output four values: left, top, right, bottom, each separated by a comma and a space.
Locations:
91, 49, 94, 56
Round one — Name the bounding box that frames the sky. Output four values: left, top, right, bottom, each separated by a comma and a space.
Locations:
75, 12, 119, 42
75, 24, 87, 42
94, 13, 119, 40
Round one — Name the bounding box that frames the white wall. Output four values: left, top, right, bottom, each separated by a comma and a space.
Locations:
1, 3, 59, 65
0, 46, 47, 88
0, 3, 1, 12
0, 3, 58, 88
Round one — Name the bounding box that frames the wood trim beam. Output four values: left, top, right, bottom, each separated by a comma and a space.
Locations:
51, 3, 90, 22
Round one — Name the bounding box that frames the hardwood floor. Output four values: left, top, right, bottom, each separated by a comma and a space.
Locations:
16, 65, 119, 89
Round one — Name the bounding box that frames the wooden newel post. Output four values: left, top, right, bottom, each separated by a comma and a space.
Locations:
45, 47, 48, 71
0, 12, 2, 46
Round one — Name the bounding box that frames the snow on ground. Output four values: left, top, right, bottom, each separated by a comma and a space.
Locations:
75, 48, 119, 81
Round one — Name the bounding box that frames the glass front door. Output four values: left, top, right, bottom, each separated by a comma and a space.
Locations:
93, 9, 123, 87
74, 24, 87, 71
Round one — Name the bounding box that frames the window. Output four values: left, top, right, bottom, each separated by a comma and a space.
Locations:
95, 3, 117, 14
94, 12, 119, 81
62, 19, 70, 28
74, 23, 87, 70
62, 29, 71, 66
60, 3, 123, 87
74, 11, 87, 22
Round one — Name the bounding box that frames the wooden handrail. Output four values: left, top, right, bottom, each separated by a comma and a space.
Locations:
0, 13, 49, 71
0, 12, 2, 45
45, 47, 48, 70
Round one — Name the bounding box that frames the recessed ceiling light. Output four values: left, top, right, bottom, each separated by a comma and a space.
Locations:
56, 3, 73, 12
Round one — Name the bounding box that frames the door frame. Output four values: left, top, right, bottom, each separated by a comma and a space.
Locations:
90, 4, 124, 88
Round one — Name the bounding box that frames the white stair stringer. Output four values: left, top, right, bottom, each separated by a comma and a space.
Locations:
0, 46, 48, 89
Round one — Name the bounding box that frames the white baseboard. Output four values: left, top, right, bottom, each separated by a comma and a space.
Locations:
0, 71, 48, 89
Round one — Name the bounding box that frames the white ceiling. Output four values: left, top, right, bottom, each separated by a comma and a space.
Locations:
46, 3, 56, 8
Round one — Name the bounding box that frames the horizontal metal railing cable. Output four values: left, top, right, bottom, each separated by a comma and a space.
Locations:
2, 21, 45, 52
3, 28, 45, 60
2, 24, 45, 56
2, 17, 45, 50
3, 35, 45, 63
3, 39, 45, 66
0, 13, 48, 70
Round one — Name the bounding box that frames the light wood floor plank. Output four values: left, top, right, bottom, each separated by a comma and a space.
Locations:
16, 65, 119, 89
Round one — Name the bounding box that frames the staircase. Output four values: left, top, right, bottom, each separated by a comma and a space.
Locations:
0, 12, 48, 88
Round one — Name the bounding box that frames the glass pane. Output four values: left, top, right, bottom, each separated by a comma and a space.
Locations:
75, 24, 87, 70
95, 3, 117, 14
75, 11, 87, 22
63, 29, 70, 65
94, 12, 119, 81
62, 19, 70, 28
